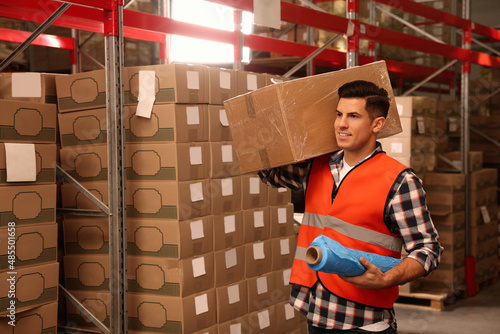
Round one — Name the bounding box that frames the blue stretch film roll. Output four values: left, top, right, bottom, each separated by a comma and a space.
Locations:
307, 235, 402, 277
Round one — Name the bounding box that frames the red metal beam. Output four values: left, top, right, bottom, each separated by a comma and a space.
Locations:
0, 27, 75, 50
55, 0, 116, 10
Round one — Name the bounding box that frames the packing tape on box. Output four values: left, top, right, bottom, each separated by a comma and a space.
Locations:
245, 95, 256, 118
306, 235, 401, 277
258, 148, 271, 169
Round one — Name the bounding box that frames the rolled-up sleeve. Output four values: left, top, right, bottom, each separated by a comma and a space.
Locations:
387, 171, 443, 275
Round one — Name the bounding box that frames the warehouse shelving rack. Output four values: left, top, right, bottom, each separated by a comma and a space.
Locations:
1, 0, 500, 332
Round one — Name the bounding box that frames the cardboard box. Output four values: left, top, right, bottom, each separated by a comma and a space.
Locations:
0, 301, 58, 333
123, 64, 210, 105
0, 223, 57, 272
271, 236, 297, 271
63, 217, 109, 254
59, 144, 108, 182
246, 272, 275, 312
64, 254, 109, 291
242, 208, 271, 244
126, 142, 211, 181
424, 172, 465, 192
432, 211, 465, 231
470, 205, 498, 227
247, 306, 276, 334
394, 96, 438, 118
210, 176, 242, 215
217, 316, 250, 334
125, 104, 209, 143
128, 290, 217, 334
264, 74, 290, 86
420, 267, 465, 294
128, 217, 213, 259
0, 100, 57, 143
208, 105, 232, 142
274, 301, 301, 333
0, 184, 56, 227
470, 168, 498, 191
411, 116, 438, 137
128, 254, 214, 297
0, 143, 56, 184
55, 69, 106, 112
470, 187, 497, 209
58, 108, 107, 147
60, 181, 108, 211
426, 191, 465, 215
216, 280, 248, 324
267, 186, 292, 206
127, 180, 211, 221
0, 72, 61, 104
470, 220, 498, 244
0, 262, 59, 315
210, 142, 241, 178
224, 61, 402, 173
241, 174, 268, 209
236, 70, 267, 95
441, 151, 483, 172
208, 67, 238, 105
245, 240, 272, 278
272, 269, 293, 304
66, 290, 110, 330
269, 204, 296, 238
379, 135, 436, 157
212, 211, 244, 251
471, 237, 498, 262
214, 246, 245, 287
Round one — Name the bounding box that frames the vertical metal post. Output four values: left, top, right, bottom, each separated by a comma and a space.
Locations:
71, 29, 80, 73
368, 0, 376, 61
233, 9, 243, 70
461, 0, 475, 297
346, 0, 359, 68
306, 26, 314, 76
158, 0, 171, 64
104, 1, 128, 332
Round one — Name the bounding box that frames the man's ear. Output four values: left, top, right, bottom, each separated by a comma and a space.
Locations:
372, 117, 386, 134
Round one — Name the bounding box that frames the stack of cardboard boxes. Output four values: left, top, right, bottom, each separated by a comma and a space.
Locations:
55, 64, 302, 333
0, 73, 59, 332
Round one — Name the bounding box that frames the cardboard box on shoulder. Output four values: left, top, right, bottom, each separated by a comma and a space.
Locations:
128, 290, 217, 334
0, 143, 56, 184
0, 262, 59, 315
127, 217, 213, 259
224, 61, 402, 173
0, 72, 62, 104
125, 104, 209, 143
0, 100, 57, 143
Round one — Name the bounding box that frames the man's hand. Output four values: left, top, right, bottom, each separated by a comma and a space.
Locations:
339, 257, 426, 289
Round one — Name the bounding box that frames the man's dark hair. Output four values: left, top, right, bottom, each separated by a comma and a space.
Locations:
338, 80, 390, 119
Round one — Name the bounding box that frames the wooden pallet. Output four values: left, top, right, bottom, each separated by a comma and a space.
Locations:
394, 291, 448, 311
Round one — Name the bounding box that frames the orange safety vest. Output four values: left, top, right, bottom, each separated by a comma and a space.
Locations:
290, 152, 409, 309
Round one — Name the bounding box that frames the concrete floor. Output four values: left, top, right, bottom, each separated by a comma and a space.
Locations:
395, 281, 500, 334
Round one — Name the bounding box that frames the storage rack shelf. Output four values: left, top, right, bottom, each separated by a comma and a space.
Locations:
1, 0, 500, 333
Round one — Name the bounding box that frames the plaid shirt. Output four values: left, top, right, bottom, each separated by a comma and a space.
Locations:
258, 144, 443, 330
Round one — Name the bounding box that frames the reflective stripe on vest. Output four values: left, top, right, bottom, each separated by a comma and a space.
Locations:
289, 152, 408, 309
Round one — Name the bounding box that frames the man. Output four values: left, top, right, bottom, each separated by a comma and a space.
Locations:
259, 80, 442, 333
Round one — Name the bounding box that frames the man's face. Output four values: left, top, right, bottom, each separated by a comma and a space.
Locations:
334, 98, 378, 154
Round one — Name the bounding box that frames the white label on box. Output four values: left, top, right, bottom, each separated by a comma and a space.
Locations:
221, 144, 233, 162
280, 238, 290, 255
396, 104, 403, 116
284, 303, 295, 320
283, 268, 291, 285
249, 177, 260, 194
391, 142, 403, 154
278, 207, 287, 224
227, 284, 240, 304
221, 178, 234, 197
481, 206, 491, 224
416, 116, 425, 134
192, 257, 206, 278
449, 118, 458, 132
219, 70, 231, 90
225, 248, 237, 268
254, 210, 264, 228
189, 146, 203, 165
224, 215, 236, 234
186, 106, 200, 125
5, 143, 36, 182
136, 70, 156, 118
186, 71, 200, 90
190, 219, 204, 240
190, 182, 204, 202
219, 109, 229, 127
12, 73, 42, 97
258, 310, 271, 329
278, 187, 287, 193
194, 294, 209, 315
253, 242, 265, 260
247, 74, 258, 91
256, 276, 268, 294
230, 323, 242, 334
